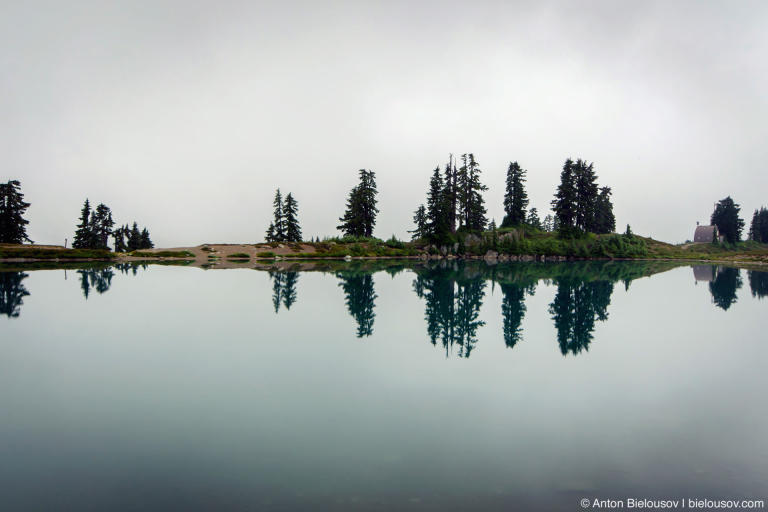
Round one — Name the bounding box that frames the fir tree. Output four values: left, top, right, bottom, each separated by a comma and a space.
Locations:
140, 228, 153, 249
72, 199, 93, 249
573, 159, 599, 232
0, 180, 32, 244
90, 203, 114, 250
748, 207, 768, 243
593, 186, 616, 234
127, 222, 142, 251
443, 155, 458, 234
542, 214, 554, 232
502, 162, 528, 227
425, 166, 448, 239
338, 169, 379, 237
527, 207, 542, 230
410, 204, 428, 241
552, 159, 577, 236
711, 196, 745, 244
283, 193, 302, 242
456, 153, 487, 231
270, 189, 285, 242
113, 225, 128, 252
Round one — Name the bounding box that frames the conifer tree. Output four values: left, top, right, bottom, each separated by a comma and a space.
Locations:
338, 169, 378, 237
90, 203, 114, 250
271, 189, 286, 242
139, 228, 154, 249
502, 162, 528, 227
283, 193, 302, 242
0, 180, 32, 244
711, 196, 745, 244
73, 199, 93, 249
127, 222, 142, 251
442, 155, 458, 234
593, 186, 616, 234
425, 166, 447, 239
410, 204, 428, 241
457, 153, 487, 231
573, 159, 599, 232
527, 207, 542, 230
748, 207, 768, 243
552, 159, 577, 237
113, 225, 128, 252
542, 214, 554, 232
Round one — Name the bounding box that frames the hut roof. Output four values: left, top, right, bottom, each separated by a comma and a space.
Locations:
694, 225, 717, 243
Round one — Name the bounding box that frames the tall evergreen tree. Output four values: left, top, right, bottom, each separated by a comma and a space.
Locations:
711, 196, 745, 244
268, 189, 286, 242
502, 162, 528, 227
338, 169, 378, 237
139, 228, 154, 249
283, 193, 302, 242
542, 214, 554, 232
593, 186, 616, 234
410, 204, 428, 241
552, 159, 577, 236
113, 225, 128, 252
443, 155, 458, 234
457, 153, 487, 231
90, 203, 114, 249
0, 180, 32, 244
127, 222, 142, 251
425, 166, 449, 239
573, 159, 599, 232
748, 207, 768, 243
72, 199, 93, 249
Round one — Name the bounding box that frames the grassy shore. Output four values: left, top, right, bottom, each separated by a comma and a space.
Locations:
2, 233, 766, 266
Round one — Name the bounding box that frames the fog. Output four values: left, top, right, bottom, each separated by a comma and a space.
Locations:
2, 0, 766, 246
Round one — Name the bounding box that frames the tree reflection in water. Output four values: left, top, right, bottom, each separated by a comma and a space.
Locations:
0, 272, 30, 318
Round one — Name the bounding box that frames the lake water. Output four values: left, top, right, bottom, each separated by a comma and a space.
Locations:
1, 261, 767, 511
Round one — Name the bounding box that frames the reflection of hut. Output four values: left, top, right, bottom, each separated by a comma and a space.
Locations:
694, 224, 723, 243
693, 265, 714, 282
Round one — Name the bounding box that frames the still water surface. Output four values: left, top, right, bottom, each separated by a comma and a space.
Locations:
1, 261, 766, 510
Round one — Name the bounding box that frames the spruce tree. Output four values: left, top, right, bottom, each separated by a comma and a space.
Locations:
748, 207, 768, 243
573, 159, 599, 232
271, 189, 285, 242
113, 225, 128, 252
90, 203, 114, 250
711, 196, 745, 244
73, 199, 93, 249
0, 180, 32, 244
502, 162, 528, 227
457, 153, 487, 231
265, 223, 275, 242
283, 193, 302, 242
442, 155, 458, 234
593, 186, 616, 234
127, 222, 142, 251
338, 169, 378, 237
542, 214, 554, 232
552, 159, 577, 237
139, 228, 154, 249
527, 207, 542, 230
426, 166, 447, 239
410, 204, 428, 241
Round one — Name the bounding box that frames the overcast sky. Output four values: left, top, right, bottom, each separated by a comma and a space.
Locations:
2, 0, 766, 246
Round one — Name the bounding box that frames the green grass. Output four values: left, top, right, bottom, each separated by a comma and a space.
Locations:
256, 251, 276, 258
227, 252, 251, 260
0, 246, 116, 260
129, 250, 195, 258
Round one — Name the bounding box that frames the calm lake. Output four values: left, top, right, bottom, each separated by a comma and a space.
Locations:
1, 261, 767, 511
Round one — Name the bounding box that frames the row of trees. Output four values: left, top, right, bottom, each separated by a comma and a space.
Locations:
73, 199, 153, 251
411, 154, 489, 241
412, 156, 615, 242
551, 159, 616, 236
265, 189, 302, 242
